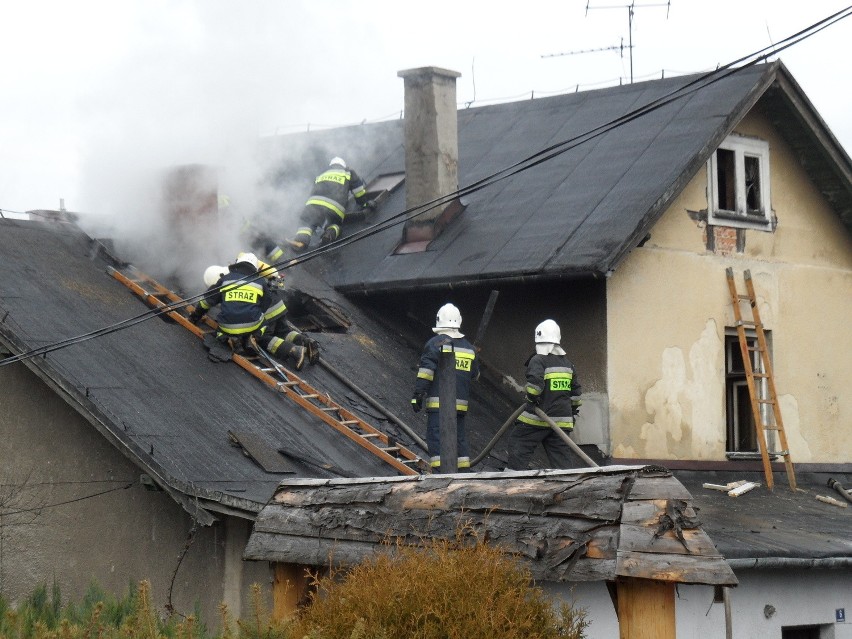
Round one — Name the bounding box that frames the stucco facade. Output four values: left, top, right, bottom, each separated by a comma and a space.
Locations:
0, 361, 269, 624
607, 108, 852, 463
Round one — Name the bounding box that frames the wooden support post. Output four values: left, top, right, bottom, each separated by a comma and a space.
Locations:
616, 577, 676, 639
272, 562, 312, 622
438, 342, 458, 473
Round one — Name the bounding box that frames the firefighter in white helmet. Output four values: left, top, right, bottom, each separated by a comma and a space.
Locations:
189, 253, 315, 369
411, 303, 480, 471
273, 157, 375, 258
506, 319, 582, 470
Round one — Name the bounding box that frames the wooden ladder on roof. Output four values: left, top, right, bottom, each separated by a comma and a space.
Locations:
108, 265, 426, 476
725, 268, 796, 491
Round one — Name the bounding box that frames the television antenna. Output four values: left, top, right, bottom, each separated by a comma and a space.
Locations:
543, 1, 671, 84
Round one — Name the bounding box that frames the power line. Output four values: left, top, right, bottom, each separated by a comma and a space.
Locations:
1, 6, 849, 369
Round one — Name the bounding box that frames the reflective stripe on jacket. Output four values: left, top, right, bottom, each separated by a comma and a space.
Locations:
415, 335, 480, 412
305, 167, 368, 221
518, 353, 582, 428
199, 262, 270, 335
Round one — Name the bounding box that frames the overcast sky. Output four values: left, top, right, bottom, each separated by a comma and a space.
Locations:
1, 0, 850, 220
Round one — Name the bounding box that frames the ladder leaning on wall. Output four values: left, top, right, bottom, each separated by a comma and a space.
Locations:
725, 268, 796, 491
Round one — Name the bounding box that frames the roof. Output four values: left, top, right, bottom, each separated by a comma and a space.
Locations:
0, 218, 523, 521
269, 61, 852, 294
674, 468, 852, 565
244, 465, 738, 586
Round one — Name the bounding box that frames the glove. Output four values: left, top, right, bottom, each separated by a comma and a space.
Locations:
411, 391, 426, 413
572, 399, 582, 417
362, 199, 377, 212
524, 393, 540, 413
188, 308, 205, 325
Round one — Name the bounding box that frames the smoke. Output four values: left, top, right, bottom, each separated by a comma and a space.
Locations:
57, 1, 395, 292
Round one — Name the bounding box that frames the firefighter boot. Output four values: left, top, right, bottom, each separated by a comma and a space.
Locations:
306, 338, 320, 365
319, 224, 340, 246
284, 238, 308, 253
276, 341, 305, 371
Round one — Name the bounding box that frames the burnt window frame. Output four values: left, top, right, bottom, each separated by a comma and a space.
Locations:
707, 135, 772, 230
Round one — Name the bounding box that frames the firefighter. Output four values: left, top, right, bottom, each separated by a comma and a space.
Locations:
235, 253, 320, 365
506, 319, 582, 470
274, 157, 375, 258
189, 253, 308, 370
411, 303, 480, 472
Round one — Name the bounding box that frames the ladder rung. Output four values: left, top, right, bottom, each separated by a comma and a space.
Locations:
756, 399, 776, 404
737, 294, 751, 301
298, 393, 319, 400
747, 346, 764, 352
752, 373, 769, 378
340, 419, 360, 425
319, 406, 339, 412
769, 450, 789, 456
736, 320, 757, 327
380, 447, 400, 452
360, 433, 381, 438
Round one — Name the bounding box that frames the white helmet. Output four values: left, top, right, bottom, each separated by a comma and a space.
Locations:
329, 156, 346, 168
235, 252, 259, 269
535, 319, 561, 344
203, 265, 227, 288
434, 303, 462, 331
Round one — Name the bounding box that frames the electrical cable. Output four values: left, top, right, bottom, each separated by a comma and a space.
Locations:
0, 482, 133, 516
1, 7, 849, 369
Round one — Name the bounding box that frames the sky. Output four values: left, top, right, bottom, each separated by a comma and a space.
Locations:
1, 1, 850, 247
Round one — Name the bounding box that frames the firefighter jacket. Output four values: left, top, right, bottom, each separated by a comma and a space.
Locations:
198, 262, 271, 336
518, 353, 582, 429
415, 335, 480, 413
304, 166, 368, 222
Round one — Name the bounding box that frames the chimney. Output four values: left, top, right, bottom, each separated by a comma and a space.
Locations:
397, 66, 461, 245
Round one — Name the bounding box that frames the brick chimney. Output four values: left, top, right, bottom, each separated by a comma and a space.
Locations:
397, 66, 461, 245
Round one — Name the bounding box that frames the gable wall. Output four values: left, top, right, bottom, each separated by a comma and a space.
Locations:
0, 361, 269, 624
606, 108, 852, 462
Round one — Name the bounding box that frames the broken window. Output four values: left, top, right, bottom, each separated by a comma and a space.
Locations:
707, 135, 772, 230
724, 330, 774, 454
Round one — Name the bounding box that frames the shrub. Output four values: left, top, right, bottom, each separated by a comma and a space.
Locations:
287, 536, 588, 639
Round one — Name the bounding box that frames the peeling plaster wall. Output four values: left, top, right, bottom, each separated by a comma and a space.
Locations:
607, 108, 852, 463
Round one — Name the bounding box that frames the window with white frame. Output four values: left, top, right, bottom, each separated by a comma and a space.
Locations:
707, 134, 772, 230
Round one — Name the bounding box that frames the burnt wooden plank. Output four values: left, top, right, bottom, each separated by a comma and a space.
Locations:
627, 475, 692, 501
616, 550, 737, 585
245, 532, 620, 582
619, 523, 720, 557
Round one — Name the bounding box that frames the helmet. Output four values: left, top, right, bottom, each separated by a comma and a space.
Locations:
535, 319, 561, 344
203, 265, 227, 288
329, 157, 346, 168
434, 303, 462, 331
235, 252, 259, 269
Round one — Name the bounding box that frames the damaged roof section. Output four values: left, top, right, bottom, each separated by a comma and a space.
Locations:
0, 219, 408, 519
245, 465, 738, 586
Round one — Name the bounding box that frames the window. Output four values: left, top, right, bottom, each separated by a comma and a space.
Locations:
725, 331, 774, 454
707, 135, 772, 230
